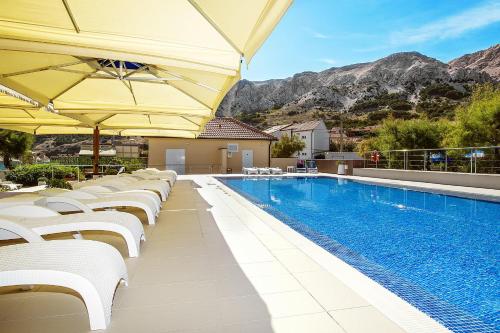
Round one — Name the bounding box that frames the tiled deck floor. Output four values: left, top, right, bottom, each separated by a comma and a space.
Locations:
0, 180, 405, 333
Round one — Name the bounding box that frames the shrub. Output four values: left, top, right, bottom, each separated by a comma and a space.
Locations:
47, 178, 73, 189
6, 164, 79, 186
271, 134, 306, 158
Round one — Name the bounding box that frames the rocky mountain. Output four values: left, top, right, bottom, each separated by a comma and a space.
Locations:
449, 44, 500, 80
217, 45, 498, 119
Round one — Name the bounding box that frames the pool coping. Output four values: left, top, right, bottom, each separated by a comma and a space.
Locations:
198, 173, 499, 333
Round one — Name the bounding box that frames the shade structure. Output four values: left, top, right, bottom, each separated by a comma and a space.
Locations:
0, 54, 237, 138
0, 86, 97, 135
0, 0, 292, 137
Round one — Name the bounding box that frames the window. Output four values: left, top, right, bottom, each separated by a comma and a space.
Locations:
301, 135, 306, 139
227, 143, 239, 153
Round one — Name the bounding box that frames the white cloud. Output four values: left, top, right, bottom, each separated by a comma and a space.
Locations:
390, 1, 500, 45
312, 31, 331, 39
319, 58, 337, 65
303, 27, 332, 39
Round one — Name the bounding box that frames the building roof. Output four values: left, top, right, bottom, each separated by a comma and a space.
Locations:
198, 118, 276, 140
283, 120, 324, 132
264, 124, 291, 134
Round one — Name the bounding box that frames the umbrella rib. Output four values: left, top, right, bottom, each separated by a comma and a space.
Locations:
150, 65, 220, 92
187, 0, 243, 56
50, 66, 100, 101
23, 109, 36, 119
62, 0, 80, 33
0, 59, 92, 78
148, 72, 213, 111
57, 109, 208, 118
181, 116, 201, 127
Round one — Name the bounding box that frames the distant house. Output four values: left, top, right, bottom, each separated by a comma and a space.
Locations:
148, 118, 276, 174
265, 120, 329, 159
264, 124, 291, 140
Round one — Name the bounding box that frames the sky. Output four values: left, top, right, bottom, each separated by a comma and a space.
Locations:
242, 0, 500, 81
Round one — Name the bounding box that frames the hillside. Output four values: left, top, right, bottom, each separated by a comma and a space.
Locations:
217, 45, 498, 129
449, 44, 500, 80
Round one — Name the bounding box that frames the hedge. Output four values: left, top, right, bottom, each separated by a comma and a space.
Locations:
6, 164, 79, 186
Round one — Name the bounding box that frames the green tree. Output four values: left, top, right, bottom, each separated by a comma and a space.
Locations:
443, 83, 500, 147
0, 130, 34, 169
271, 134, 305, 158
366, 117, 451, 151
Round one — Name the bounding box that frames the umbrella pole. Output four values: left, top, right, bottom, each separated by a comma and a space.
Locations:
93, 126, 100, 176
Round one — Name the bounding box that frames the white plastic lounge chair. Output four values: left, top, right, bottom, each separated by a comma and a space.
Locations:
0, 240, 127, 330
143, 168, 177, 180
0, 181, 22, 190
132, 170, 176, 186
71, 184, 161, 210
0, 205, 145, 257
80, 175, 171, 201
137, 169, 177, 183
269, 167, 283, 175
243, 167, 258, 175
36, 189, 158, 225
258, 168, 271, 175
40, 187, 160, 214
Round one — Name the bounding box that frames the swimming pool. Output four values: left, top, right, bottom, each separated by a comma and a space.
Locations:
217, 176, 500, 333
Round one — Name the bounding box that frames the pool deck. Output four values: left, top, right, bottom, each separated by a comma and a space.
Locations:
1, 174, 496, 332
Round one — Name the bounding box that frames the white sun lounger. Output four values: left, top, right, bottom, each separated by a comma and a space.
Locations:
243, 167, 259, 175
143, 168, 177, 179
136, 169, 177, 182
270, 167, 283, 175
132, 170, 176, 187
0, 240, 127, 330
105, 175, 171, 200
0, 205, 145, 257
258, 168, 271, 175
70, 184, 162, 210
36, 189, 158, 225
78, 176, 170, 201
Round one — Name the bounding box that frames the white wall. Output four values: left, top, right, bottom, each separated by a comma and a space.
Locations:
293, 131, 312, 159
312, 122, 329, 156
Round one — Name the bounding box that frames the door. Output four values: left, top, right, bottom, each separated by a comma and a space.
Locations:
242, 150, 253, 168
165, 149, 185, 175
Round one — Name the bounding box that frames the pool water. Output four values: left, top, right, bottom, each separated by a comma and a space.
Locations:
217, 176, 500, 333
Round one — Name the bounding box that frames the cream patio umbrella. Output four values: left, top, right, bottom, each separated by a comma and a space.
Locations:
0, 0, 292, 172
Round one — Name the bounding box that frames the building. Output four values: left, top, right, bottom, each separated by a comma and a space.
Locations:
264, 124, 291, 140
265, 120, 330, 159
148, 118, 276, 174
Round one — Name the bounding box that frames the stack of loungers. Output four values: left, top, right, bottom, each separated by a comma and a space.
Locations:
0, 169, 177, 330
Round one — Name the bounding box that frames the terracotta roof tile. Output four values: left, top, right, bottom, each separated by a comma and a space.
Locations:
198, 118, 276, 140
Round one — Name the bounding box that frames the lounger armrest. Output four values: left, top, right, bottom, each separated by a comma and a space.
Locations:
44, 196, 94, 213
0, 217, 45, 241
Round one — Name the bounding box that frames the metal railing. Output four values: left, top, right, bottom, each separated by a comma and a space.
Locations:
363, 146, 500, 174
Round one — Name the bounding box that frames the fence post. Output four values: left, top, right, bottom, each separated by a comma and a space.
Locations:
470, 149, 473, 174
388, 151, 391, 169
445, 151, 448, 172
423, 150, 427, 171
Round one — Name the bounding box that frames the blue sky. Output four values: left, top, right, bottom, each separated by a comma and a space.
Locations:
242, 0, 500, 81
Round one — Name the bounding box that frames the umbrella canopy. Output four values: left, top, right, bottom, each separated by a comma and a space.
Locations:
0, 0, 292, 137
0, 54, 235, 137
0, 87, 119, 135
